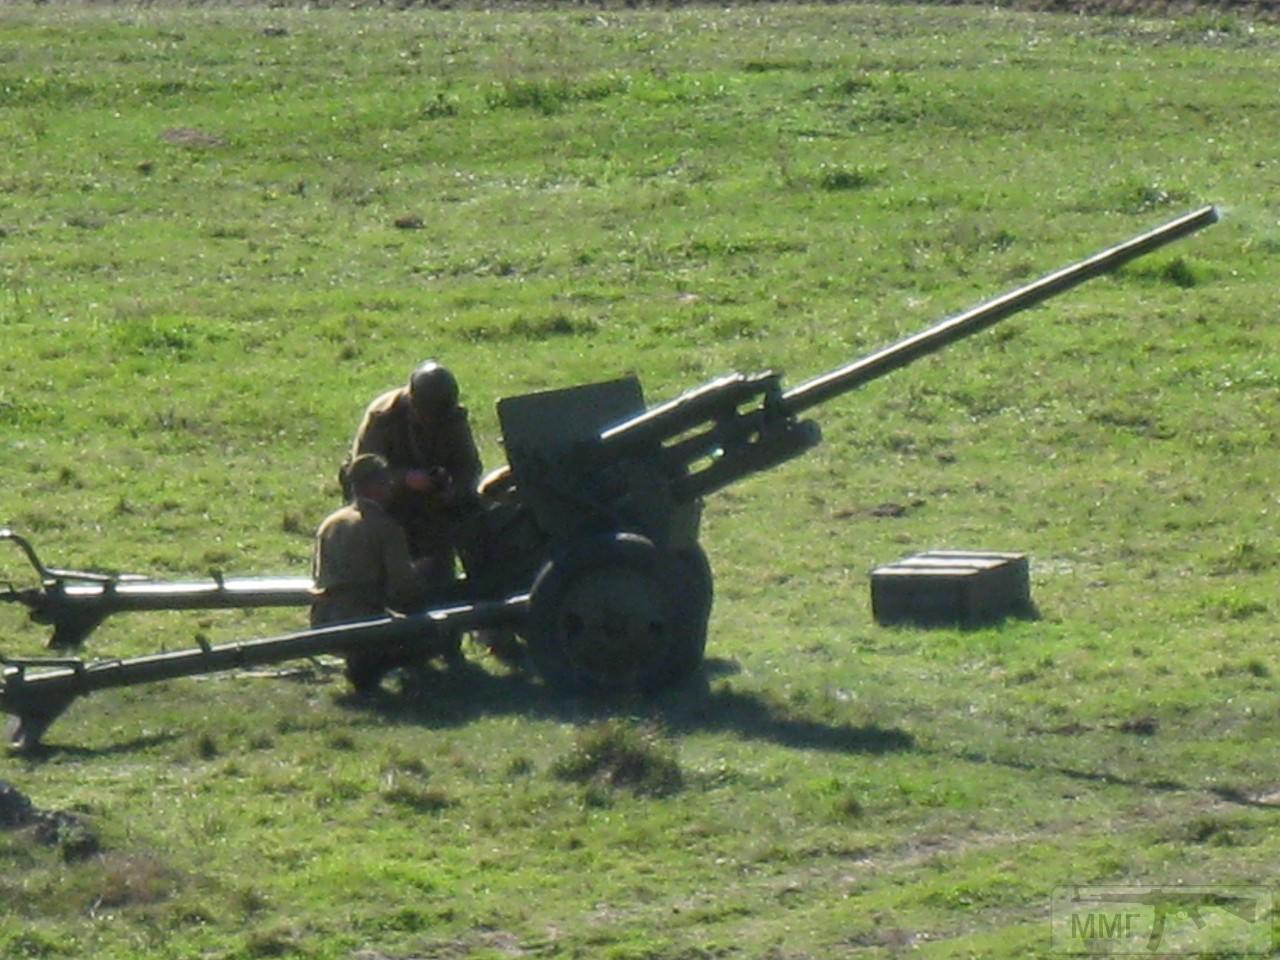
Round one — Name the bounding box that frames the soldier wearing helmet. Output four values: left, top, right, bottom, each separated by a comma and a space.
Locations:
348, 361, 483, 594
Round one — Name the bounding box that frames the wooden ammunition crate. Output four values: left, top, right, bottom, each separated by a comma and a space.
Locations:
870, 550, 1031, 626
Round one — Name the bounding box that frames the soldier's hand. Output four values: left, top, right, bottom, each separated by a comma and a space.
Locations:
426, 466, 452, 495
403, 469, 434, 493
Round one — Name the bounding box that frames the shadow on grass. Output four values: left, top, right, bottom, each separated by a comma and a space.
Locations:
336, 655, 915, 757
339, 655, 1278, 807
17, 732, 181, 763
945, 747, 1280, 810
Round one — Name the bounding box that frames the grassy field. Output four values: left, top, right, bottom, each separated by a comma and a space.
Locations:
2, 2, 1279, 958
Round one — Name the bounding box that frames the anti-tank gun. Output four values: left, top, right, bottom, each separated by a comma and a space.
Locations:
1, 206, 1219, 751
458, 204, 1220, 693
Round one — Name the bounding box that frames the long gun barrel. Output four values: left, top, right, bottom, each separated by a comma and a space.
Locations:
781, 205, 1219, 416
591, 206, 1218, 503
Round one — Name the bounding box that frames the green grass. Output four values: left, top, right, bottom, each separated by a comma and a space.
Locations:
3, 2, 1280, 958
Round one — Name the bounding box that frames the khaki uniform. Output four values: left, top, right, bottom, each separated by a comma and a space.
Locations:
311, 496, 435, 691
350, 387, 482, 576
310, 496, 426, 628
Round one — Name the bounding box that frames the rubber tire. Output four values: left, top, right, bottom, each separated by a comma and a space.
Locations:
661, 545, 714, 687
526, 533, 703, 696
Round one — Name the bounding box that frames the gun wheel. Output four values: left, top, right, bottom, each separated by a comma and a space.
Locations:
527, 533, 705, 695
664, 545, 713, 686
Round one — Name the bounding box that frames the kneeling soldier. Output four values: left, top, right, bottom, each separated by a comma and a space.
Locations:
311, 454, 439, 693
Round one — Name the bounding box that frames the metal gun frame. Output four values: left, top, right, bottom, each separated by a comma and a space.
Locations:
1, 206, 1219, 751
1, 528, 314, 649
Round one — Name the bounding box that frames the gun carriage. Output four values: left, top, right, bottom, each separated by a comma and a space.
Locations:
1, 206, 1219, 751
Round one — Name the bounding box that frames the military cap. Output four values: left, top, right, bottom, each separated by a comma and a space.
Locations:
346, 453, 391, 491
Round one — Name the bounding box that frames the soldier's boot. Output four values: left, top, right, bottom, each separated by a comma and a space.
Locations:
478, 628, 525, 668
344, 654, 389, 697
440, 627, 466, 667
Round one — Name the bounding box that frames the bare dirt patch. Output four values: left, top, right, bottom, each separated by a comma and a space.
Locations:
160, 127, 226, 148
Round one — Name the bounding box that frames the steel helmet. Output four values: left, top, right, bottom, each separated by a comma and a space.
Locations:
408, 360, 459, 417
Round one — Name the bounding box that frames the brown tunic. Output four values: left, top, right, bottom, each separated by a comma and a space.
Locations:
310, 497, 425, 627
350, 387, 482, 568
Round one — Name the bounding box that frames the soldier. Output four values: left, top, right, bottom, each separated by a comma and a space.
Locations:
312, 453, 438, 693
348, 360, 483, 588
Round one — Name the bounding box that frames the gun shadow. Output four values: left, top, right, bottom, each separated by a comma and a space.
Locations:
12, 732, 181, 763
341, 657, 1280, 807
945, 747, 1280, 810
338, 655, 915, 757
